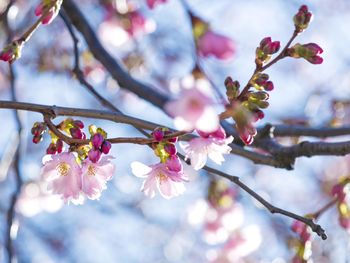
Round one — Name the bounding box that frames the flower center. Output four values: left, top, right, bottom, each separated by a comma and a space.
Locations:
158, 172, 168, 184
56, 162, 70, 176
87, 165, 97, 176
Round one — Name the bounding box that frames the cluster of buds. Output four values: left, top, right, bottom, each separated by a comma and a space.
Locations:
35, 0, 63, 25
0, 41, 23, 63
31, 122, 47, 144
88, 129, 112, 163
58, 118, 86, 140
332, 178, 350, 230
151, 127, 178, 163
293, 5, 312, 33
291, 219, 313, 263
46, 139, 63, 154
255, 37, 280, 67
224, 76, 268, 145
287, 43, 323, 64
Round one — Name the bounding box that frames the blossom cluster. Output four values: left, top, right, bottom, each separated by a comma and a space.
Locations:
33, 118, 115, 204
42, 152, 115, 204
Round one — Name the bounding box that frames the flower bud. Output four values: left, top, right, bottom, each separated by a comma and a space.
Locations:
0, 41, 23, 63
101, 141, 112, 154
70, 127, 83, 139
46, 143, 57, 154
73, 120, 84, 129
32, 135, 43, 144
88, 149, 101, 163
288, 43, 323, 64
225, 76, 240, 101
260, 37, 280, 55
56, 139, 63, 153
164, 143, 177, 156
91, 133, 104, 148
293, 5, 313, 33
152, 128, 164, 142
166, 155, 183, 172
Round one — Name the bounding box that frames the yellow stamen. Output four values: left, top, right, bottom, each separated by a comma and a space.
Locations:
87, 165, 97, 176
56, 162, 70, 176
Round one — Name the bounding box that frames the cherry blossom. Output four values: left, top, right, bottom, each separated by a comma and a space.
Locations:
181, 128, 233, 170
197, 30, 235, 60
165, 88, 219, 132
81, 156, 115, 200
41, 152, 83, 204
131, 158, 187, 199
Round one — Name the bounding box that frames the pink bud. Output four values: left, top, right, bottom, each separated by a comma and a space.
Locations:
0, 50, 13, 62
197, 126, 226, 139
166, 155, 183, 172
91, 133, 104, 148
34, 3, 43, 16
56, 139, 63, 153
46, 143, 57, 154
88, 149, 101, 163
101, 141, 112, 154
164, 143, 177, 156
32, 135, 43, 144
73, 120, 84, 129
70, 127, 83, 139
332, 184, 346, 201
264, 81, 274, 91
42, 10, 55, 25
152, 128, 164, 142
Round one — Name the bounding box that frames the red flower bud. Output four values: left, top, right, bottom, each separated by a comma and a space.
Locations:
73, 120, 84, 129
164, 143, 177, 156
32, 135, 43, 144
152, 128, 164, 142
91, 133, 104, 148
46, 143, 57, 154
294, 5, 313, 33
70, 127, 83, 139
88, 149, 101, 163
101, 141, 112, 154
56, 139, 63, 153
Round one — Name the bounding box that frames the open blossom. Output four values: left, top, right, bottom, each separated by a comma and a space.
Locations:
197, 30, 235, 60
146, 0, 168, 9
165, 88, 219, 133
41, 152, 83, 204
181, 127, 233, 170
131, 157, 187, 199
81, 156, 115, 200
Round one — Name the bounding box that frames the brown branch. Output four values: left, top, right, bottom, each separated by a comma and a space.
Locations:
178, 152, 327, 240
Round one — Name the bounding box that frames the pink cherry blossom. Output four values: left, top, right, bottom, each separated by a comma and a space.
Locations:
181, 135, 233, 170
165, 88, 219, 133
41, 152, 83, 204
146, 0, 168, 9
198, 30, 235, 60
131, 160, 187, 199
81, 156, 115, 200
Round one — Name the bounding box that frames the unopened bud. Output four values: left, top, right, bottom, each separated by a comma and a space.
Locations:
293, 5, 313, 33
101, 140, 112, 154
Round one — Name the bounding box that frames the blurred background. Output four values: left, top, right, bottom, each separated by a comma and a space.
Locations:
1, 0, 350, 262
